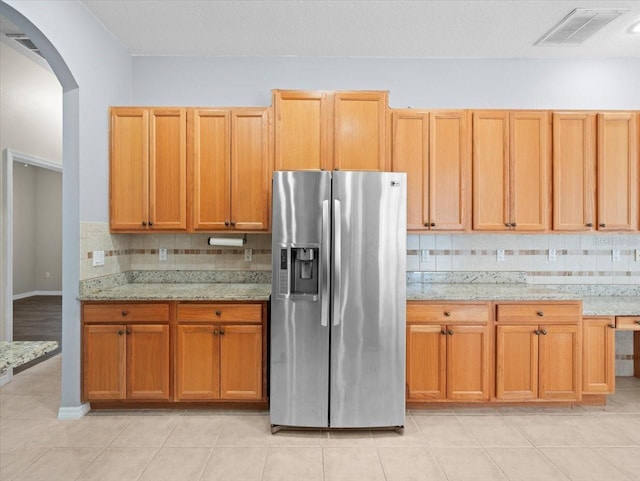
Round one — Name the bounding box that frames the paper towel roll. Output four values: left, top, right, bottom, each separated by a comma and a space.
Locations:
207, 236, 244, 247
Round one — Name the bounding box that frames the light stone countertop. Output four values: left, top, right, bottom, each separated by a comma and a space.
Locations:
79, 283, 271, 301
0, 341, 59, 373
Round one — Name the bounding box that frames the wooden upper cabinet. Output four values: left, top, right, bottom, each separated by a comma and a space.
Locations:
472, 111, 549, 231
110, 107, 187, 232
192, 108, 271, 231
597, 112, 638, 231
392, 110, 469, 231
333, 91, 388, 171
552, 113, 597, 231
273, 90, 332, 170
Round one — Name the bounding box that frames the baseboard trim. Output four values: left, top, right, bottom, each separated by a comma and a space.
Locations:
0, 370, 13, 387
13, 290, 63, 300
58, 403, 90, 420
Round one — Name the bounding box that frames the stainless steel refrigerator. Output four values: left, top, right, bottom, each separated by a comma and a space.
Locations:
270, 171, 406, 431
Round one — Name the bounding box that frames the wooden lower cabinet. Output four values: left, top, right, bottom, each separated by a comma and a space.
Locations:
176, 324, 262, 401
496, 317, 581, 401
83, 323, 170, 401
407, 302, 491, 402
582, 317, 616, 394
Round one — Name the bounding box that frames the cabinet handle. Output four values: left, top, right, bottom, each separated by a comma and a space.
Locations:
537, 311, 544, 317
213, 329, 219, 335
609, 324, 616, 329
447, 329, 454, 336
219, 328, 225, 336
142, 221, 147, 226
126, 329, 131, 335
444, 311, 451, 317
540, 329, 548, 335
599, 223, 606, 228
215, 310, 221, 316
148, 221, 153, 226
586, 223, 593, 228
534, 330, 541, 335
121, 310, 128, 316
118, 329, 124, 335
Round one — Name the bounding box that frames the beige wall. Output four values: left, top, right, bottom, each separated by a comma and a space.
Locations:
12, 164, 36, 295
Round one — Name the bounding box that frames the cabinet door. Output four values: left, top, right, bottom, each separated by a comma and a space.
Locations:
510, 111, 549, 231
273, 90, 332, 171
447, 324, 490, 401
406, 324, 446, 400
552, 113, 596, 231
192, 109, 231, 230
83, 324, 126, 400
175, 324, 220, 400
597, 113, 638, 231
127, 324, 170, 400
231, 109, 271, 231
149, 109, 187, 230
391, 111, 429, 230
333, 91, 388, 171
429, 111, 469, 230
219, 325, 263, 400
496, 325, 538, 400
473, 111, 509, 230
539, 324, 580, 400
583, 317, 615, 394
110, 108, 149, 231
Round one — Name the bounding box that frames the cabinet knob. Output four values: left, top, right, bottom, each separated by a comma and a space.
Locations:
636, 320, 640, 325
504, 223, 510, 227
510, 223, 517, 227
230, 221, 236, 227
441, 329, 447, 335
534, 330, 541, 335
599, 223, 606, 228
609, 324, 616, 329
126, 329, 131, 335
586, 223, 593, 228
142, 221, 147, 226
536, 311, 544, 317
118, 329, 124, 335
121, 310, 128, 316
219, 328, 225, 336
424, 222, 430, 227
447, 329, 454, 336
213, 329, 219, 335
444, 311, 451, 317
224, 221, 230, 226
215, 310, 221, 316
430, 223, 435, 227
148, 221, 153, 226
541, 329, 548, 335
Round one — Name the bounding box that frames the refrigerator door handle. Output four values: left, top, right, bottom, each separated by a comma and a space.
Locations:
333, 199, 341, 327
321, 199, 330, 327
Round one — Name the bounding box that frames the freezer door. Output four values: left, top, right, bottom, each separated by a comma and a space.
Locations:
270, 171, 332, 428
330, 171, 407, 428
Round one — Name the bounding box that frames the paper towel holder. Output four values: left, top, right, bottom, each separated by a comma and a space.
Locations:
207, 234, 247, 247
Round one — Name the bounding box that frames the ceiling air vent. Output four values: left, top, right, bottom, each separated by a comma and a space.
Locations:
5, 33, 44, 58
535, 8, 629, 45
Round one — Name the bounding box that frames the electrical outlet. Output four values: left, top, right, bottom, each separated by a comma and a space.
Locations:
636, 249, 640, 263
159, 248, 167, 261
420, 249, 430, 262
92, 250, 104, 267
612, 249, 621, 262
496, 249, 505, 262
244, 248, 253, 262
45, 272, 51, 278
548, 249, 557, 261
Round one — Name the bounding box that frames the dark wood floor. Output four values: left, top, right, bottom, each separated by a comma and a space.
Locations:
13, 295, 62, 373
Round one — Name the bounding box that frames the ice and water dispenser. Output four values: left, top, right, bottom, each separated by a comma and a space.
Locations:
277, 246, 319, 298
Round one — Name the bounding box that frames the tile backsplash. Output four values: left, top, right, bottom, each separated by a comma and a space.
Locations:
82, 224, 640, 285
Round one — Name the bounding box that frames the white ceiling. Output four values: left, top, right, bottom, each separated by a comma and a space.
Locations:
79, 0, 640, 58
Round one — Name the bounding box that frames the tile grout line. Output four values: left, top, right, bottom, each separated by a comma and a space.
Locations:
195, 447, 216, 481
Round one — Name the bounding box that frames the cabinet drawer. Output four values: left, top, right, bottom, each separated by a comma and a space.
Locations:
496, 303, 580, 323
83, 303, 170, 322
616, 316, 640, 331
407, 303, 490, 323
178, 303, 263, 323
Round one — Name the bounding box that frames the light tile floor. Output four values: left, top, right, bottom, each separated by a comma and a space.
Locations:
1, 356, 639, 481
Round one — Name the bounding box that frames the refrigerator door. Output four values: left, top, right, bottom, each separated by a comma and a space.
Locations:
270, 171, 332, 428
330, 171, 407, 428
